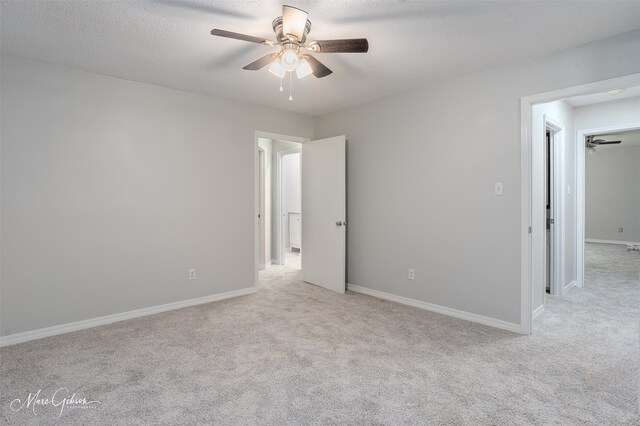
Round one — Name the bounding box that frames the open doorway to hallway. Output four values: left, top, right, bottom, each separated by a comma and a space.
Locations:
525, 80, 640, 416
530, 84, 640, 319
257, 137, 303, 273
255, 133, 347, 294
281, 151, 302, 269
543, 127, 559, 296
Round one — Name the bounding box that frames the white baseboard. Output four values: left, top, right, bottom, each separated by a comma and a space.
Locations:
0, 287, 256, 348
347, 284, 522, 334
586, 239, 639, 245
532, 304, 545, 320
563, 280, 577, 294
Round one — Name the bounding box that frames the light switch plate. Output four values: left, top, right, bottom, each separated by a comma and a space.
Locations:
494, 182, 503, 195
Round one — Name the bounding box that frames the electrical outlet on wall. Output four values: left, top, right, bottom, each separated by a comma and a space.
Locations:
189, 269, 196, 280
408, 269, 415, 280
618, 227, 624, 233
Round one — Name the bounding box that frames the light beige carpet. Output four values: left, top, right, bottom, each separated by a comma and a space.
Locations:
1, 243, 638, 425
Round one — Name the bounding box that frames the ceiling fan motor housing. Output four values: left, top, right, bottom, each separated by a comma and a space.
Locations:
272, 16, 312, 43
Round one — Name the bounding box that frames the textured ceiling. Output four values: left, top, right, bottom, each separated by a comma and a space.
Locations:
2, 1, 640, 116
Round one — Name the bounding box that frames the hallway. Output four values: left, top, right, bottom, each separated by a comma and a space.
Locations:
532, 242, 639, 421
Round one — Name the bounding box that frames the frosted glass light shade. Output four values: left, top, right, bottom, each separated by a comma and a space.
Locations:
269, 60, 286, 78
296, 58, 312, 78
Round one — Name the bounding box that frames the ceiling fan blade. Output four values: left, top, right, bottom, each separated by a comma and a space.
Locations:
304, 55, 333, 78
596, 140, 622, 145
282, 5, 308, 40
313, 38, 369, 53
211, 29, 269, 45
243, 54, 278, 71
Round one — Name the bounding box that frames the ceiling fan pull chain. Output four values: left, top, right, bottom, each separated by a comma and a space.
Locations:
279, 77, 283, 92
289, 72, 293, 101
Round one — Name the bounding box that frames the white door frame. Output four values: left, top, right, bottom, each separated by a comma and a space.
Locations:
576, 122, 640, 289
276, 148, 302, 266
544, 116, 565, 297
254, 131, 309, 287
520, 72, 640, 335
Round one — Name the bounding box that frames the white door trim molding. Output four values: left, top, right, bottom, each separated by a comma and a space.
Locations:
520, 72, 640, 335
0, 287, 257, 347
576, 122, 640, 288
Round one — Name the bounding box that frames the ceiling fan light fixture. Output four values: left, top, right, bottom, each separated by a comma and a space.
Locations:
269, 60, 286, 78
281, 49, 299, 71
296, 58, 312, 79
210, 5, 369, 99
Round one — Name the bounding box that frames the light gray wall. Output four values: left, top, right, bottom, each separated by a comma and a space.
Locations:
531, 100, 576, 309
0, 55, 314, 336
282, 153, 301, 215
575, 97, 640, 244
585, 146, 640, 242
2, 30, 640, 336
315, 30, 640, 325
574, 96, 640, 130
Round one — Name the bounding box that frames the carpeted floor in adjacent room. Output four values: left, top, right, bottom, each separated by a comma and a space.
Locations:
1, 243, 638, 425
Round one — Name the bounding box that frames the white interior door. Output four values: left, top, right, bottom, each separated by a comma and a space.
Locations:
301, 135, 346, 293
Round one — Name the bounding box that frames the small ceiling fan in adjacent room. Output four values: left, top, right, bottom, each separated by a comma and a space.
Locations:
585, 135, 621, 154
210, 5, 369, 99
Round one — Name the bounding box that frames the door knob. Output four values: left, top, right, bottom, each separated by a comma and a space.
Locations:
335, 221, 346, 227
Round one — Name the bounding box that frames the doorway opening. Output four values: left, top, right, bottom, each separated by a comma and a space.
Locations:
258, 147, 266, 270
523, 76, 640, 414
542, 117, 564, 299
544, 128, 556, 295
577, 123, 640, 287
521, 73, 640, 334
278, 149, 302, 269
254, 132, 348, 294
254, 132, 308, 288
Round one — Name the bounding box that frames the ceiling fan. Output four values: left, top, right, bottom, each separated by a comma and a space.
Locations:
210, 5, 369, 80
585, 135, 621, 153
